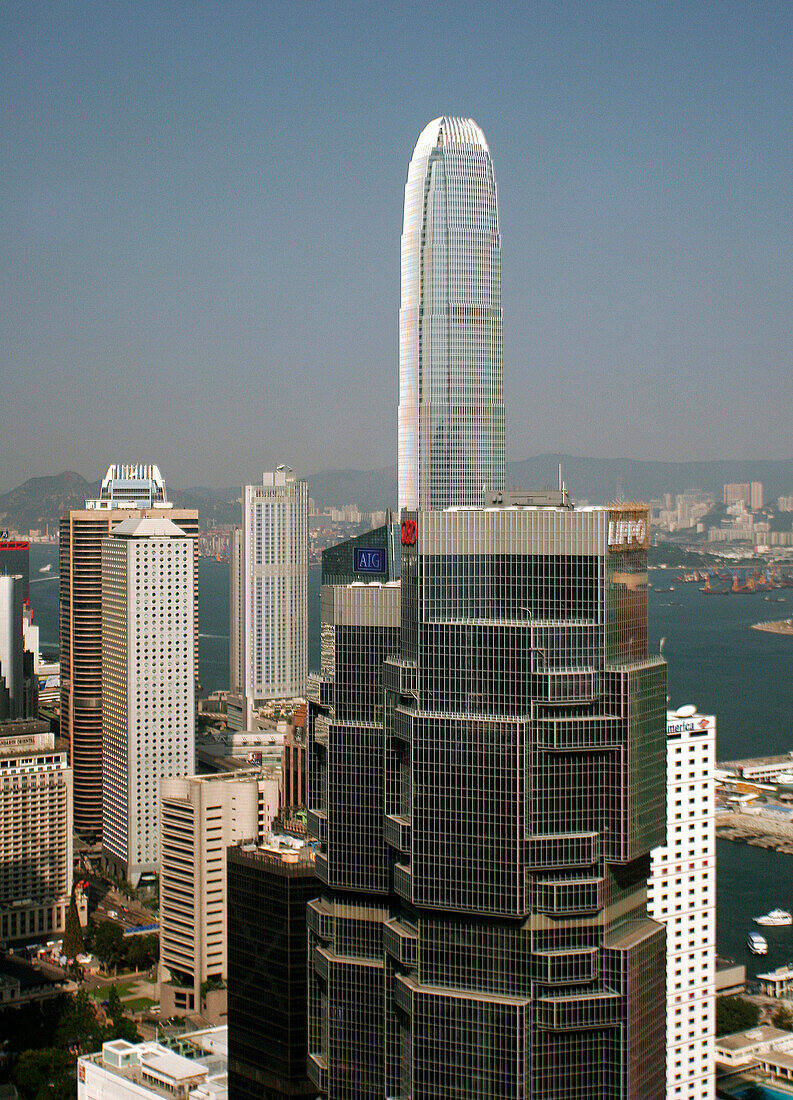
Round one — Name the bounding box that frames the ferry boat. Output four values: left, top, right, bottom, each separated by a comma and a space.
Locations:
754, 909, 793, 926
748, 931, 769, 954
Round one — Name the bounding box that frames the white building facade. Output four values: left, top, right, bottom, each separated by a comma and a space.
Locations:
398, 116, 504, 513
101, 516, 195, 885
648, 708, 716, 1100
158, 768, 279, 1021
229, 470, 307, 730
0, 721, 74, 943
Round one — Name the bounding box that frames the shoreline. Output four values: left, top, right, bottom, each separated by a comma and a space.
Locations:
752, 619, 793, 635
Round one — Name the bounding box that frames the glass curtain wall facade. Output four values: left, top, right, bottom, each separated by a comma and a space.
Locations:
398, 118, 504, 513
307, 501, 666, 1099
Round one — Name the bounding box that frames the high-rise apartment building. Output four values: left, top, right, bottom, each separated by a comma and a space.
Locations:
158, 767, 279, 1022
229, 469, 308, 730
101, 515, 195, 885
398, 117, 504, 512
649, 708, 716, 1100
723, 482, 763, 510
0, 718, 73, 944
307, 495, 667, 1098
60, 464, 198, 837
227, 837, 317, 1100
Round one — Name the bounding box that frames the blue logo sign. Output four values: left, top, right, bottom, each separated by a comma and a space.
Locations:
355, 547, 385, 574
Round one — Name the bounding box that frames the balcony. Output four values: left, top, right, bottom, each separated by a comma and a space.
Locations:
393, 862, 412, 902
533, 946, 598, 985
533, 876, 602, 916
306, 809, 327, 845
312, 945, 330, 982
384, 657, 417, 697
315, 851, 329, 884
535, 668, 600, 704
307, 1053, 327, 1092
307, 898, 333, 942
384, 814, 411, 854
534, 714, 622, 750
383, 918, 417, 968
526, 832, 598, 870
534, 989, 622, 1031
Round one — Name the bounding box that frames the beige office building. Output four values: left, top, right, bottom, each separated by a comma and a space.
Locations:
159, 769, 279, 1023
0, 719, 75, 944
61, 465, 198, 838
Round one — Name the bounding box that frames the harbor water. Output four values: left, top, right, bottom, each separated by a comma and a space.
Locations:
26, 544, 793, 974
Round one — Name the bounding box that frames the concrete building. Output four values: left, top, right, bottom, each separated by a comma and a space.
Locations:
229, 470, 308, 730
101, 515, 195, 885
648, 707, 716, 1100
715, 1026, 793, 1069
0, 718, 75, 944
280, 701, 307, 820
723, 482, 763, 509
78, 1028, 227, 1100
60, 464, 198, 837
227, 837, 316, 1100
398, 117, 504, 512
158, 768, 279, 1022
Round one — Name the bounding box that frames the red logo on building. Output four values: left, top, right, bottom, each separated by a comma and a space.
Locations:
401, 520, 417, 546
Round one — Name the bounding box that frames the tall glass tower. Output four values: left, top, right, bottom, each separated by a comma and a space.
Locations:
398, 117, 505, 513
307, 497, 667, 1099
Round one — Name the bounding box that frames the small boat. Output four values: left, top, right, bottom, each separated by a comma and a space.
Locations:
39, 563, 52, 573
748, 931, 768, 954
755, 909, 793, 926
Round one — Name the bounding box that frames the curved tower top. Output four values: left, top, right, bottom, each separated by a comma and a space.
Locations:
398, 116, 504, 513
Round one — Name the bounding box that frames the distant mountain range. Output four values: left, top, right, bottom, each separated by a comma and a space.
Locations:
3, 456, 793, 534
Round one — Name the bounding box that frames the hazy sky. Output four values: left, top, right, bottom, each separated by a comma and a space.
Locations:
3, 1, 792, 492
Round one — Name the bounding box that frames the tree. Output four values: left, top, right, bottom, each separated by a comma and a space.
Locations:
106, 985, 123, 1028
716, 995, 761, 1036
93, 921, 125, 971
53, 989, 104, 1051
773, 1003, 793, 1030
62, 890, 84, 961
13, 1048, 75, 1100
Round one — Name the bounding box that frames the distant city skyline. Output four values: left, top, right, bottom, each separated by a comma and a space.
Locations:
4, 1, 793, 492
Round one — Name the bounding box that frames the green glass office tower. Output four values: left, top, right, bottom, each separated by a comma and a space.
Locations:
307, 495, 666, 1098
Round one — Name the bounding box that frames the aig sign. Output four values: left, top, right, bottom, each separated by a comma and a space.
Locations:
401, 519, 417, 546
607, 510, 649, 552
354, 547, 385, 574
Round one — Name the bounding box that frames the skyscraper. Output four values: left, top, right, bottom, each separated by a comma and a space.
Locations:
227, 837, 317, 1100
0, 576, 24, 720
229, 469, 308, 730
101, 515, 195, 885
159, 768, 279, 1022
307, 496, 667, 1098
398, 117, 504, 513
60, 464, 198, 837
0, 718, 74, 945
648, 708, 716, 1099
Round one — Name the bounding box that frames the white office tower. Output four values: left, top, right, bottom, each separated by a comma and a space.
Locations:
398, 116, 504, 513
0, 576, 24, 720
158, 768, 279, 1022
101, 516, 195, 886
229, 469, 308, 730
648, 707, 716, 1100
